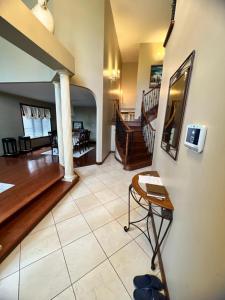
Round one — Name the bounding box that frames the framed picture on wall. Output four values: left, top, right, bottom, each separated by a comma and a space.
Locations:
149, 64, 163, 87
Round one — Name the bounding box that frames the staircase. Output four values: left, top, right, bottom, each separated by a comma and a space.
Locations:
115, 86, 160, 170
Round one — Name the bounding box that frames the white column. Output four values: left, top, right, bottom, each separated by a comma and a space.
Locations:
58, 70, 75, 182
53, 81, 64, 166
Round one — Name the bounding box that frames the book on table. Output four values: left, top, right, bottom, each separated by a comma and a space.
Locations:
146, 183, 168, 200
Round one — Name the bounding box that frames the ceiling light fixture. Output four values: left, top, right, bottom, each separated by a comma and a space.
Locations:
110, 69, 120, 82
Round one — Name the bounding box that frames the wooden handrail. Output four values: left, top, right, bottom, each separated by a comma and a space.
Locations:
143, 84, 160, 97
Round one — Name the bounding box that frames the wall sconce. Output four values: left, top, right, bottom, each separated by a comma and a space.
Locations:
110, 69, 120, 82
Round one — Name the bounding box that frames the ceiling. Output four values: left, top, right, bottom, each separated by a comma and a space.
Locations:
110, 0, 171, 62
0, 82, 96, 107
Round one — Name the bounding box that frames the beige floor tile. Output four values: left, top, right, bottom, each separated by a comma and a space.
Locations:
20, 250, 70, 300
20, 225, 61, 268
94, 221, 132, 256
85, 180, 106, 193
0, 245, 20, 280
63, 233, 106, 282
104, 198, 128, 219
102, 177, 121, 188
117, 210, 147, 239
95, 173, 112, 183
73, 260, 130, 300
75, 194, 101, 213
135, 205, 150, 218
57, 192, 74, 205
121, 194, 140, 210
56, 215, 91, 246
31, 212, 55, 234
94, 188, 118, 204
83, 206, 113, 230
0, 272, 19, 300
110, 241, 155, 296
135, 233, 156, 260
82, 176, 102, 186
109, 182, 129, 197
70, 182, 91, 199
108, 170, 123, 179
52, 201, 80, 223
53, 286, 75, 300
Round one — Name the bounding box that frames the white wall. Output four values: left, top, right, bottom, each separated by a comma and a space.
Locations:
153, 1, 225, 299
47, 0, 105, 162
135, 43, 164, 117
21, 0, 121, 162
0, 37, 55, 82
102, 0, 121, 159
121, 62, 138, 110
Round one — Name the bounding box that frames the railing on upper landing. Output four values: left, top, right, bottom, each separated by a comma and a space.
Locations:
141, 86, 160, 155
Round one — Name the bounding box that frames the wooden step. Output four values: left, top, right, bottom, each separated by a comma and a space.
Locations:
0, 156, 64, 225
125, 120, 141, 127
124, 158, 152, 171
0, 177, 79, 263
115, 124, 153, 171
128, 152, 150, 162
132, 145, 148, 151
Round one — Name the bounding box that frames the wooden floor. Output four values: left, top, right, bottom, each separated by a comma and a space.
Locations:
0, 150, 79, 262
73, 144, 96, 167
39, 144, 96, 168
0, 152, 63, 225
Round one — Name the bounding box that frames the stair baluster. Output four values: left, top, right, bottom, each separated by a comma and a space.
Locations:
141, 86, 160, 156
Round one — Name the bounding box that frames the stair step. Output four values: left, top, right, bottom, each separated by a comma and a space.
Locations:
0, 177, 79, 263
132, 145, 148, 151
125, 158, 152, 171
0, 162, 64, 225
128, 154, 150, 164
125, 121, 141, 127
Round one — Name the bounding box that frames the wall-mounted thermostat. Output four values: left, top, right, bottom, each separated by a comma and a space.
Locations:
184, 124, 207, 153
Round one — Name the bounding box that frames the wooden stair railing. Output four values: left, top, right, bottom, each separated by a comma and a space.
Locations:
115, 87, 160, 170
142, 86, 160, 118
115, 107, 134, 167
141, 86, 161, 155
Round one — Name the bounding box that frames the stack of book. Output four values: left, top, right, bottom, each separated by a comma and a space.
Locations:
138, 175, 168, 200
146, 183, 168, 200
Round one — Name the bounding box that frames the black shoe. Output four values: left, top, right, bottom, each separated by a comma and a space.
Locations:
133, 288, 166, 300
133, 274, 164, 290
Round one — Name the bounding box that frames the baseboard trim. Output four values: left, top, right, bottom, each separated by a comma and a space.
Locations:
96, 151, 112, 165
150, 207, 170, 300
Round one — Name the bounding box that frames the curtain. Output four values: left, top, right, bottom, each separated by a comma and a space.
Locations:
44, 108, 51, 119
22, 105, 51, 119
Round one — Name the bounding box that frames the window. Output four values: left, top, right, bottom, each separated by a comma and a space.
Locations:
21, 105, 52, 138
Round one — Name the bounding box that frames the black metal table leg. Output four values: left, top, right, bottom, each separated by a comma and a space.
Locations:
151, 216, 173, 270
124, 184, 132, 232
124, 185, 173, 271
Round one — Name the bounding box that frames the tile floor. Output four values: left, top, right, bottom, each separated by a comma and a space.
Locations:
0, 154, 162, 300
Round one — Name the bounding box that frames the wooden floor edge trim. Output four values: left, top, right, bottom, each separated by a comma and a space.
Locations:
150, 208, 170, 300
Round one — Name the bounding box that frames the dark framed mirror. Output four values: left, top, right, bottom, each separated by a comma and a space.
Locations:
161, 51, 195, 160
